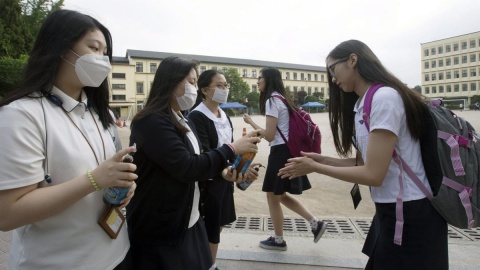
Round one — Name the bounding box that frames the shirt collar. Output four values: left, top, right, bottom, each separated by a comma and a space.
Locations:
51, 86, 88, 112
193, 102, 226, 123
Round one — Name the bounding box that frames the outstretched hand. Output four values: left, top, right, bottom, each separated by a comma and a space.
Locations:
278, 151, 317, 179
230, 130, 261, 155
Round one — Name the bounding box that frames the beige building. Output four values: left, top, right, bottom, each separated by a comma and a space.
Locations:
109, 49, 328, 118
421, 31, 480, 107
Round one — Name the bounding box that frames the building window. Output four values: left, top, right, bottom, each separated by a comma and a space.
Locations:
294, 73, 297, 80
446, 45, 451, 52
446, 58, 451, 66
438, 46, 443, 54
454, 84, 459, 92
308, 87, 312, 95
446, 71, 451, 79
454, 57, 459, 65
454, 43, 459, 51
462, 84, 468, 91
432, 86, 437, 93
286, 72, 290, 80
301, 86, 305, 92
321, 74, 325, 81
112, 84, 126, 89
471, 69, 477, 77
471, 83, 477, 91
136, 82, 144, 94
314, 87, 318, 92
431, 60, 436, 68
112, 95, 126, 101
136, 62, 143, 72
471, 54, 476, 62
471, 40, 476, 48
431, 74, 436, 81
308, 74, 311, 81
321, 87, 325, 93
438, 59, 443, 67
462, 55, 467, 64
293, 86, 298, 94
252, 70, 257, 78
212, 66, 217, 70
447, 85, 451, 92
314, 74, 318, 81
425, 62, 429, 69
150, 63, 157, 73
425, 87, 430, 94
200, 66, 206, 73
454, 71, 459, 78
112, 73, 126, 79
439, 86, 444, 93
462, 69, 468, 78
301, 73, 305, 80
439, 72, 444, 80
252, 85, 257, 92
424, 49, 429, 57
242, 69, 247, 77
425, 74, 429, 81
462, 41, 467, 50
431, 48, 436, 55
222, 67, 227, 73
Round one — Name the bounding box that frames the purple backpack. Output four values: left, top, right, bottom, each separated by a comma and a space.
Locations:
272, 95, 321, 157
363, 83, 480, 245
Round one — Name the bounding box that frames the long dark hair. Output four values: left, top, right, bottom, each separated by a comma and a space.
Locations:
327, 40, 428, 157
132, 56, 198, 136
0, 9, 114, 129
258, 67, 296, 115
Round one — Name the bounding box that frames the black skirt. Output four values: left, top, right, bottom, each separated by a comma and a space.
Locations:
363, 198, 448, 270
200, 179, 236, 244
124, 218, 212, 270
262, 144, 311, 195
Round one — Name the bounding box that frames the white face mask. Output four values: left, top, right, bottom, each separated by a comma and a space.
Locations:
64, 50, 111, 87
175, 83, 198, 110
212, 88, 229, 104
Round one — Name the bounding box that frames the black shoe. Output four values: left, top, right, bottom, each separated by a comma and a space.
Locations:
312, 221, 327, 243
259, 236, 287, 251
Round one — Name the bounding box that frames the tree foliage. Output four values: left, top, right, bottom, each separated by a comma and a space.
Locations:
305, 95, 318, 103
0, 56, 28, 97
224, 68, 250, 104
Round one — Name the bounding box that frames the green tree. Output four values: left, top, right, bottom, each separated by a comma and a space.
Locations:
305, 95, 317, 102
297, 90, 307, 105
224, 68, 250, 104
414, 85, 422, 94
0, 0, 31, 58
0, 56, 28, 97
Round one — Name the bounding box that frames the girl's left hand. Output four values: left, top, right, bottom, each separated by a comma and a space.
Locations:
278, 156, 316, 179
118, 181, 136, 208
222, 166, 248, 183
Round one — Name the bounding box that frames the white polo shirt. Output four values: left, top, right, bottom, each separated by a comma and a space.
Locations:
0, 86, 128, 270
266, 92, 290, 146
353, 86, 431, 203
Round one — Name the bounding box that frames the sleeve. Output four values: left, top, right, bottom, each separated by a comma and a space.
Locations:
131, 114, 234, 183
369, 87, 404, 136
0, 105, 45, 190
265, 97, 280, 118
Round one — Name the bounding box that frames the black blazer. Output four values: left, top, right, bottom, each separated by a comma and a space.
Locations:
126, 112, 234, 246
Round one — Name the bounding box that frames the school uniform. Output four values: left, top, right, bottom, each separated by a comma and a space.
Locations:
263, 92, 311, 195
354, 86, 448, 270
126, 111, 235, 269
188, 103, 236, 244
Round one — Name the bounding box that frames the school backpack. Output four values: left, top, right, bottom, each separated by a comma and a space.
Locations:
363, 83, 480, 245
272, 95, 321, 157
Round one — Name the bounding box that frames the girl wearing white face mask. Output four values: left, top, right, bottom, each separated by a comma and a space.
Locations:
0, 10, 137, 270
188, 70, 261, 270
127, 57, 261, 269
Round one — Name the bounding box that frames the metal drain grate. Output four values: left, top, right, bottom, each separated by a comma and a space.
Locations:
453, 227, 480, 241
351, 219, 372, 236
322, 219, 356, 234
265, 217, 310, 232
224, 216, 263, 231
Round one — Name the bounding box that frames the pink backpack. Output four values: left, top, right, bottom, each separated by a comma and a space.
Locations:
272, 95, 321, 157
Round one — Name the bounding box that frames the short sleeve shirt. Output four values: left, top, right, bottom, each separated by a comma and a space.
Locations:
265, 92, 290, 146
353, 86, 431, 203
0, 87, 128, 269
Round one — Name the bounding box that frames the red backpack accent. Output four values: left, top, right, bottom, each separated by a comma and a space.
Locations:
272, 95, 322, 157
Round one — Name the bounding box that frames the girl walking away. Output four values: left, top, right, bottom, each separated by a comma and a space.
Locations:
188, 69, 260, 270
243, 67, 326, 251
0, 10, 137, 270
279, 40, 448, 269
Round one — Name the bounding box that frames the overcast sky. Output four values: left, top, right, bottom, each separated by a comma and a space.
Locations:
63, 0, 480, 87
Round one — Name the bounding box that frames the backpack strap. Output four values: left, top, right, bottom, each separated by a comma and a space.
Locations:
272, 95, 289, 144
362, 83, 383, 131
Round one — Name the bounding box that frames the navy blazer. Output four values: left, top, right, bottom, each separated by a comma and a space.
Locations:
126, 112, 235, 245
